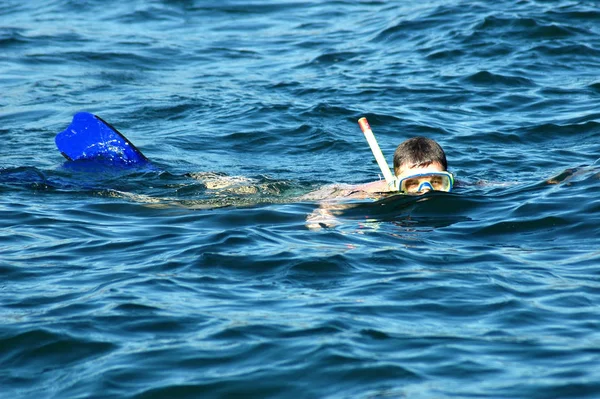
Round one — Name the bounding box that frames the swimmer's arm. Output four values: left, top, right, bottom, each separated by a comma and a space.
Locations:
305, 180, 390, 229
351, 179, 391, 193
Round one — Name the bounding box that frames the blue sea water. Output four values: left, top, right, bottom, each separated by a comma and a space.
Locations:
2, 0, 600, 398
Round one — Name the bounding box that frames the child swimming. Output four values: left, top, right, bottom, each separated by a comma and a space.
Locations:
356, 117, 453, 195
303, 117, 453, 201
347, 136, 452, 196
304, 119, 453, 228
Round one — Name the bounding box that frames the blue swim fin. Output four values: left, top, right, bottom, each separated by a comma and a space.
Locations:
55, 112, 149, 165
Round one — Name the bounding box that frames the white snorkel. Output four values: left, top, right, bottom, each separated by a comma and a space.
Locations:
357, 117, 398, 191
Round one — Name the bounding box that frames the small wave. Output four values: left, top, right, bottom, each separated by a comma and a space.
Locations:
473, 215, 570, 238
205, 46, 261, 60
514, 120, 600, 144
472, 15, 580, 39
372, 11, 456, 44
187, 1, 311, 15
530, 43, 600, 58
133, 96, 206, 122
109, 4, 184, 24
0, 28, 29, 47
1, 328, 115, 370
299, 102, 357, 120
425, 48, 465, 60
24, 50, 156, 70
307, 51, 362, 67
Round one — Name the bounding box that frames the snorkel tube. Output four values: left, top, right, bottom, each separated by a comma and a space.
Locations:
357, 117, 397, 190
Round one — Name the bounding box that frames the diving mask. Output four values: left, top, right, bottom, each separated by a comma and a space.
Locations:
396, 171, 454, 193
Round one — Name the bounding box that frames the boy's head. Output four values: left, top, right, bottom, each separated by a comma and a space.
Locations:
393, 136, 448, 177
392, 137, 451, 193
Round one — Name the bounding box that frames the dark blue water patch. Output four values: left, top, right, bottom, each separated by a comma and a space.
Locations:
336, 192, 478, 225
471, 215, 571, 241
0, 166, 49, 191
531, 43, 600, 59
462, 70, 536, 87
546, 7, 600, 22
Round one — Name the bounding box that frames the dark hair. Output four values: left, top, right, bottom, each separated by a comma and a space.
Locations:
393, 137, 448, 176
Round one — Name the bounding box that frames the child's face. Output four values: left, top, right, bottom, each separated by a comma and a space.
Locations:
396, 161, 450, 193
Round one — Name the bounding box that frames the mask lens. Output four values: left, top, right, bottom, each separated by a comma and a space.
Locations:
399, 172, 453, 193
